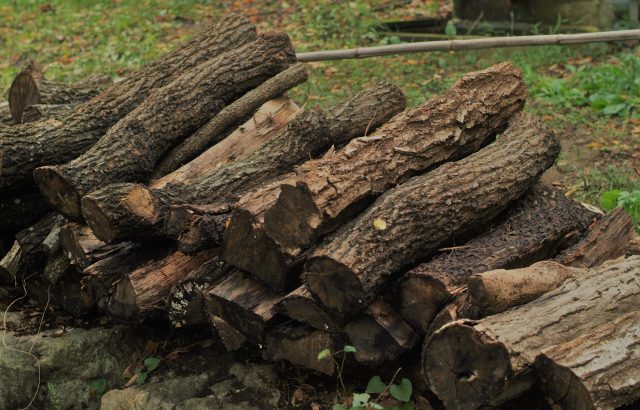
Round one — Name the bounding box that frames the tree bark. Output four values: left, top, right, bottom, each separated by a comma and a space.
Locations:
59, 222, 107, 267
304, 112, 559, 316
8, 61, 111, 123
389, 183, 593, 333
34, 33, 296, 219
234, 63, 526, 291
278, 286, 342, 332
21, 103, 76, 123
0, 14, 256, 192
423, 256, 640, 410
535, 310, 640, 410
152, 63, 308, 177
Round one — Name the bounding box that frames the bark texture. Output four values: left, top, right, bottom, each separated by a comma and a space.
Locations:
0, 14, 256, 192
304, 112, 560, 316
21, 103, 75, 123
423, 256, 640, 410
34, 33, 296, 219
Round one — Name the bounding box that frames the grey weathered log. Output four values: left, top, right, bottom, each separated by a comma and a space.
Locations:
303, 112, 559, 316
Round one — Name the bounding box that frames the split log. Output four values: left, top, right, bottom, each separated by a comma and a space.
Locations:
227, 63, 526, 291
0, 14, 256, 192
389, 183, 593, 333
423, 256, 640, 410
209, 314, 248, 351
152, 63, 308, 177
303, 112, 560, 316
203, 269, 284, 344
556, 207, 635, 267
21, 103, 75, 123
166, 256, 233, 327
105, 248, 218, 320
344, 298, 419, 366
60, 223, 106, 267
277, 286, 342, 332
8, 61, 111, 123
34, 33, 296, 219
534, 310, 640, 410
263, 325, 340, 375
42, 215, 66, 255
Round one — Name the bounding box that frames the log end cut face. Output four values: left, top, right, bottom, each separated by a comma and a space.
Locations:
303, 256, 365, 315
33, 166, 83, 219
8, 68, 41, 123
424, 322, 512, 410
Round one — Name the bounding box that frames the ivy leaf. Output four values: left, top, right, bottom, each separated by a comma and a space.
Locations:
343, 345, 357, 353
352, 392, 371, 407
317, 349, 331, 361
89, 378, 108, 396
365, 376, 386, 394
144, 357, 161, 372
389, 379, 412, 402
371, 403, 385, 409
392, 402, 415, 410
332, 405, 348, 410
445, 20, 457, 38
600, 190, 621, 210
135, 370, 148, 385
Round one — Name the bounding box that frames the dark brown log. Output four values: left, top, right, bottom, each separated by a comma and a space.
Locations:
42, 215, 66, 255
277, 286, 342, 332
105, 248, 218, 320
166, 256, 233, 327
35, 33, 296, 219
152, 63, 308, 177
344, 298, 418, 366
556, 207, 635, 267
304, 112, 559, 316
263, 324, 340, 375
21, 103, 75, 123
221, 83, 409, 288
230, 63, 526, 291
423, 256, 640, 410
390, 183, 593, 333
203, 269, 284, 344
8, 61, 111, 123
534, 310, 640, 410
169, 203, 233, 253
209, 314, 248, 351
0, 14, 256, 192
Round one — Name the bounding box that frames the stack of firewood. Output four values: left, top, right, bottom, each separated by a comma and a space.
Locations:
1, 14, 638, 409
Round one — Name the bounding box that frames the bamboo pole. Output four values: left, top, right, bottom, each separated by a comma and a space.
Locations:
296, 29, 640, 62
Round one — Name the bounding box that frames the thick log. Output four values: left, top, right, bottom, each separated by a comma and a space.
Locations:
263, 325, 340, 375
344, 298, 419, 366
152, 63, 308, 177
220, 83, 408, 288
8, 61, 111, 123
304, 112, 560, 316
229, 63, 526, 291
423, 256, 640, 410
169, 203, 233, 253
277, 286, 342, 332
390, 183, 593, 333
166, 256, 233, 326
22, 103, 75, 123
35, 33, 296, 219
0, 14, 256, 192
534, 310, 640, 410
203, 269, 284, 344
105, 248, 218, 320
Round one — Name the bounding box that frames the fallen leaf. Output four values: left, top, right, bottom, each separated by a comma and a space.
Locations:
290, 387, 305, 406
373, 218, 387, 231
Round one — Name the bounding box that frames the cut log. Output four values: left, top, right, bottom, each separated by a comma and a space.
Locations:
277, 286, 342, 332
220, 83, 408, 288
166, 256, 233, 327
390, 183, 593, 333
423, 256, 640, 410
169, 203, 233, 253
60, 223, 106, 267
556, 207, 635, 267
8, 61, 111, 123
152, 63, 308, 177
34, 33, 296, 219
534, 310, 640, 410
344, 298, 419, 366
43, 250, 73, 285
21, 103, 75, 123
42, 215, 66, 255
304, 112, 560, 316
105, 248, 218, 320
263, 324, 340, 375
203, 269, 284, 344
0, 14, 256, 192
229, 63, 526, 291
209, 314, 248, 351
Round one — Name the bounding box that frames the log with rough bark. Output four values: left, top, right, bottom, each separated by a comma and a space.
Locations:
34, 33, 296, 219
21, 103, 75, 123
344, 298, 419, 366
303, 112, 560, 316
277, 286, 342, 332
423, 256, 640, 410
0, 14, 256, 192
224, 63, 527, 291
8, 61, 112, 123
203, 269, 284, 344
389, 183, 593, 333
534, 310, 640, 410
59, 222, 107, 267
152, 63, 308, 177
105, 248, 218, 320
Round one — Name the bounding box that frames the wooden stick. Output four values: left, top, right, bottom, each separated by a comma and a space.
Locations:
296, 29, 640, 62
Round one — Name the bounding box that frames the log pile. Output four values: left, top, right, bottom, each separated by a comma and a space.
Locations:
1, 14, 638, 409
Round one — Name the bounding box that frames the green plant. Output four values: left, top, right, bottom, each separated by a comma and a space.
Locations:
89, 378, 108, 398
134, 356, 161, 385
601, 189, 640, 232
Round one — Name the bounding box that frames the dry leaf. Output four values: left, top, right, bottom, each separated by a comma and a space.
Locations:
373, 218, 387, 231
